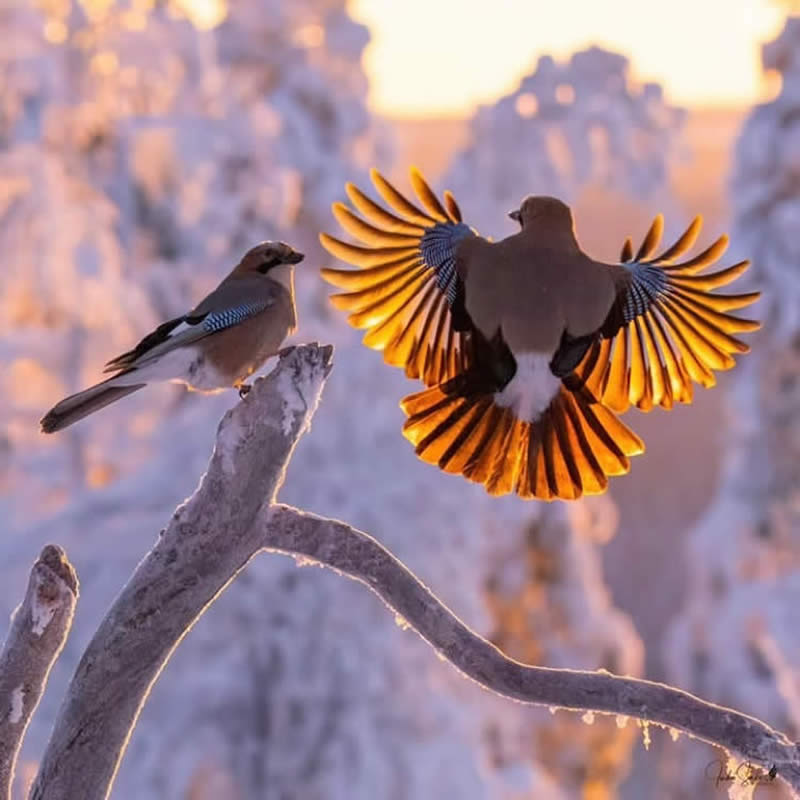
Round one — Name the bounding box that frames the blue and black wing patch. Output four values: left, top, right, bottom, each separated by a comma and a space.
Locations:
573, 215, 761, 412
103, 300, 269, 373
320, 168, 478, 387
201, 300, 269, 333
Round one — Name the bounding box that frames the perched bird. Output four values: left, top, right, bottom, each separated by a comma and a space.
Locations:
40, 241, 304, 433
319, 168, 760, 501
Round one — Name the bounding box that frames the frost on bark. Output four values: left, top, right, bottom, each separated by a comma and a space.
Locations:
663, 17, 800, 800
0, 546, 77, 800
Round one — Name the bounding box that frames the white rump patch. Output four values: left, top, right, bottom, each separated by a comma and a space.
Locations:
110, 346, 227, 392
494, 352, 560, 422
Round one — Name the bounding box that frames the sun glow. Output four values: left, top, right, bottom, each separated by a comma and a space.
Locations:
349, 0, 787, 116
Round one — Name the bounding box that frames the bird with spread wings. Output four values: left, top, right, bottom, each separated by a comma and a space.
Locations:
319, 168, 760, 501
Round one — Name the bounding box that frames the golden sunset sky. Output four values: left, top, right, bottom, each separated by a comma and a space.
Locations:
349, 0, 789, 116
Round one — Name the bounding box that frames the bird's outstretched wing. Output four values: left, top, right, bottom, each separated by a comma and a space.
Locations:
320, 167, 480, 387
571, 215, 760, 413
104, 279, 276, 373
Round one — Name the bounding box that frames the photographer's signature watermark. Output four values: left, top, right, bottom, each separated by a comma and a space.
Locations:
705, 758, 778, 789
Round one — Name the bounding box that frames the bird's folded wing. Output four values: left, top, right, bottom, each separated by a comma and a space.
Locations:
571, 215, 761, 413
320, 167, 480, 387
103, 283, 275, 373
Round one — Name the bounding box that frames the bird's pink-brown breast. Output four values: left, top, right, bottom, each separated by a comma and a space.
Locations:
201, 287, 295, 386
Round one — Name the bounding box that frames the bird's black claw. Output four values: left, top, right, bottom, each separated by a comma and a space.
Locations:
278, 346, 296, 359
238, 384, 251, 399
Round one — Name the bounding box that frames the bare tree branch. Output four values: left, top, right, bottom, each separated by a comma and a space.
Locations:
0, 545, 77, 800
261, 505, 800, 794
27, 341, 800, 799
30, 344, 333, 800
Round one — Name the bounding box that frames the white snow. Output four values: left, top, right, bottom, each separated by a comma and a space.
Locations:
30, 593, 57, 636
215, 413, 244, 477
639, 719, 651, 751
393, 614, 410, 631
9, 685, 25, 724
291, 554, 319, 569
275, 367, 310, 437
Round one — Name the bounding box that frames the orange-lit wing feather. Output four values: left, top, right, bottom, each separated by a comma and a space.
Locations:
574, 215, 760, 413
320, 167, 480, 387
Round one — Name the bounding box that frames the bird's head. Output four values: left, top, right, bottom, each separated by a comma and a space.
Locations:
509, 196, 573, 231
238, 241, 305, 275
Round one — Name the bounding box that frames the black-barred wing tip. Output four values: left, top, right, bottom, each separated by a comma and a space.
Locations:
401, 381, 644, 502
576, 214, 761, 414
319, 167, 477, 387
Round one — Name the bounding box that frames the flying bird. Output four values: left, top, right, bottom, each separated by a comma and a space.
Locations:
319, 168, 760, 501
40, 241, 304, 433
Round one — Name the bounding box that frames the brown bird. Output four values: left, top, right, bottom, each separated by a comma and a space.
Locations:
41, 241, 303, 433
319, 167, 760, 501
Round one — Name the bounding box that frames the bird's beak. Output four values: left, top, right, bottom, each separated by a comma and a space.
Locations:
288, 251, 305, 264
508, 209, 522, 224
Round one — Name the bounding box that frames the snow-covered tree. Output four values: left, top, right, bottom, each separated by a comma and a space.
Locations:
663, 17, 800, 799
444, 47, 685, 232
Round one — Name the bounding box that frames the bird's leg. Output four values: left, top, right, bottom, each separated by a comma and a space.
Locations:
238, 384, 251, 399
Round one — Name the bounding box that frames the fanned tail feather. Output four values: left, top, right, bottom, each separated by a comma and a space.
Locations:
401, 378, 644, 501
574, 215, 761, 413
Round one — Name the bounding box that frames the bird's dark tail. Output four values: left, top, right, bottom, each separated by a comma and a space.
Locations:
401, 374, 644, 501
40, 380, 146, 434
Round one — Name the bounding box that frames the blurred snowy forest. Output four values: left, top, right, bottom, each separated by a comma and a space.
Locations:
0, 2, 797, 799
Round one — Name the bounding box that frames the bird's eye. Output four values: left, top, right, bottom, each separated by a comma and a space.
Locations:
257, 257, 281, 274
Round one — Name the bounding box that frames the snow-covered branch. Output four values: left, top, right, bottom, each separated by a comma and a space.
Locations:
25, 343, 800, 800
30, 344, 333, 800
0, 545, 77, 800
261, 505, 800, 794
